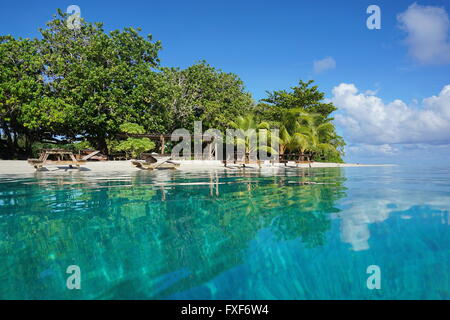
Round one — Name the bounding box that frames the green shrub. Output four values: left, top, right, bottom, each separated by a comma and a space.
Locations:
115, 137, 155, 159
114, 122, 155, 158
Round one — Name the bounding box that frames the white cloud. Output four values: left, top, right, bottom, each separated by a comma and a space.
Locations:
313, 57, 336, 74
347, 144, 399, 156
332, 83, 450, 145
344, 142, 450, 165
338, 188, 450, 251
364, 89, 379, 96
397, 3, 450, 65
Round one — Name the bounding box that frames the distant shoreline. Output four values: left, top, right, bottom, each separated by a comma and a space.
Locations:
0, 160, 395, 176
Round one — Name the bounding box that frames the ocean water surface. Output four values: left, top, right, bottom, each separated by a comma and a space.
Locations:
0, 166, 449, 299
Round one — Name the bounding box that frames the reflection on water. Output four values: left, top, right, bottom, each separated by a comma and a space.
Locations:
0, 166, 449, 299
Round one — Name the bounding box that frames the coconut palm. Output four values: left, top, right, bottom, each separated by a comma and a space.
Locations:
229, 115, 278, 161
296, 112, 339, 160
277, 109, 310, 160
277, 109, 339, 161
278, 125, 310, 160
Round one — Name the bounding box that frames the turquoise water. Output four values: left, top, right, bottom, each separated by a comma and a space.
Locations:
0, 166, 449, 299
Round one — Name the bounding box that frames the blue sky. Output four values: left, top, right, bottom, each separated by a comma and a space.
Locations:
1, 0, 450, 164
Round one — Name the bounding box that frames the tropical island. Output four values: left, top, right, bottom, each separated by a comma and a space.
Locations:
0, 10, 345, 168
1, 3, 448, 302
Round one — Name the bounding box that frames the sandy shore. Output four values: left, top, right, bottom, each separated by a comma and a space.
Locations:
0, 160, 393, 176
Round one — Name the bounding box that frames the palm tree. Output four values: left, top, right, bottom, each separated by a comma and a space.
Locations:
229, 115, 278, 161
296, 112, 339, 161
278, 109, 339, 161
278, 125, 310, 160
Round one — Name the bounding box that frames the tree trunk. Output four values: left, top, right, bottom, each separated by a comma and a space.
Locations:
96, 136, 109, 155
24, 133, 34, 157
1, 122, 13, 151
13, 132, 19, 155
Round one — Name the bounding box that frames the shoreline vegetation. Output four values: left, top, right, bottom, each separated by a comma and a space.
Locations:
1, 10, 346, 164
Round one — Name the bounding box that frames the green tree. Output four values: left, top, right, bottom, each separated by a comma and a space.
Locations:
114, 122, 155, 158
258, 80, 345, 162
0, 36, 45, 157
38, 10, 162, 154
296, 112, 343, 161
258, 80, 337, 120
229, 114, 278, 161
278, 125, 310, 159
160, 62, 255, 132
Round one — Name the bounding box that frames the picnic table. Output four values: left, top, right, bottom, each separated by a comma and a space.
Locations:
27, 149, 86, 170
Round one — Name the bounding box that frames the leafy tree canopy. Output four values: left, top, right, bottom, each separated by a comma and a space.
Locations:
258, 80, 337, 121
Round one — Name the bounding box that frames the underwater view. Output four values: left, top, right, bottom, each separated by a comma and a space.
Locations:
0, 166, 449, 299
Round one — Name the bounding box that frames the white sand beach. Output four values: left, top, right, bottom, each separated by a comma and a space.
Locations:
0, 160, 393, 176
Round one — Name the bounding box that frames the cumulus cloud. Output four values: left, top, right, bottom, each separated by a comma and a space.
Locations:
397, 3, 450, 65
331, 83, 450, 145
313, 57, 336, 74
